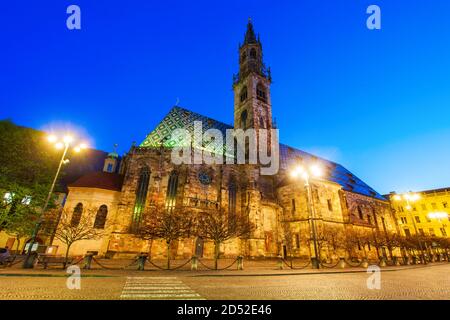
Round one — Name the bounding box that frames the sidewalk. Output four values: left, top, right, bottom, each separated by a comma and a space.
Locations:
1, 259, 446, 278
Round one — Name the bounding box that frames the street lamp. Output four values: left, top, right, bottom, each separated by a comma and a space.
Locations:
393, 192, 427, 264
23, 134, 87, 268
291, 164, 323, 269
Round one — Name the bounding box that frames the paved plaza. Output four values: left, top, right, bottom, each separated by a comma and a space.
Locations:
0, 263, 449, 300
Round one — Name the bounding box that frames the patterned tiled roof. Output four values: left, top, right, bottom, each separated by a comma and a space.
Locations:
140, 106, 386, 201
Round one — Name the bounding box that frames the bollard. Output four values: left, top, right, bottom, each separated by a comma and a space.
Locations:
403, 256, 409, 265
22, 251, 39, 269
277, 255, 283, 270
379, 257, 387, 267
338, 257, 346, 269
237, 256, 244, 270
191, 256, 198, 271
361, 258, 369, 268
83, 253, 94, 270
137, 254, 148, 271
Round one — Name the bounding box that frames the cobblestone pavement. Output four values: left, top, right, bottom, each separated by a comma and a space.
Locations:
0, 264, 449, 300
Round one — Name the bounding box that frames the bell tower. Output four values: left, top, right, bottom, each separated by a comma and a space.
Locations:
233, 19, 272, 132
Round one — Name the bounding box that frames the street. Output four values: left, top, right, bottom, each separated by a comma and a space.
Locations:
1, 263, 449, 300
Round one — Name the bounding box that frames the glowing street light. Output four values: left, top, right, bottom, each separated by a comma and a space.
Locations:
393, 191, 427, 264
23, 132, 89, 268
291, 163, 324, 269
427, 212, 449, 221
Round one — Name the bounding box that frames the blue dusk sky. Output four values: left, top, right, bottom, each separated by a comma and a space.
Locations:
1, 1, 450, 194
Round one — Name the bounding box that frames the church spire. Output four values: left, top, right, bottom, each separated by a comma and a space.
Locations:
244, 18, 257, 45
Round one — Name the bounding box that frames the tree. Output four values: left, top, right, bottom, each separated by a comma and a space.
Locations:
48, 209, 102, 266
0, 120, 59, 233
138, 206, 193, 269
196, 209, 254, 270
4, 209, 38, 254
0, 120, 58, 189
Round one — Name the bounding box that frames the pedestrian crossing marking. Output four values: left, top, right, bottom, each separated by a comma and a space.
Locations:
120, 277, 204, 300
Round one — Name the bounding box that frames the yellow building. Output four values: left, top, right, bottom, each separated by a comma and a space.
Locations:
389, 188, 450, 239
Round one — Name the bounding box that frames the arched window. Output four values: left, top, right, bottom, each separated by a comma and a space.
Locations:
250, 48, 257, 58
240, 86, 248, 102
166, 171, 179, 211
259, 116, 265, 128
94, 205, 108, 229
256, 83, 267, 102
228, 181, 237, 227
71, 203, 83, 226
132, 167, 150, 231
357, 206, 363, 219
240, 110, 248, 128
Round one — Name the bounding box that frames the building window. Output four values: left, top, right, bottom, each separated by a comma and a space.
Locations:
404, 228, 411, 237
367, 215, 372, 225
71, 203, 83, 226
441, 228, 447, 237
294, 234, 300, 249
400, 217, 407, 224
418, 228, 424, 236
166, 171, 179, 211
256, 83, 267, 102
240, 110, 248, 128
132, 167, 150, 230
415, 216, 421, 224
327, 199, 333, 212
250, 48, 257, 58
357, 206, 363, 219
240, 86, 248, 102
94, 205, 108, 229
259, 117, 265, 128
429, 228, 435, 236
107, 163, 113, 172
228, 182, 237, 226
292, 199, 296, 213
443, 202, 448, 208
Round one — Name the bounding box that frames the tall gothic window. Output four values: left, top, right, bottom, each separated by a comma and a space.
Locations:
256, 83, 267, 102
94, 205, 108, 229
71, 203, 83, 226
132, 167, 150, 230
228, 181, 237, 228
240, 110, 248, 128
240, 86, 248, 102
250, 48, 257, 58
166, 171, 179, 211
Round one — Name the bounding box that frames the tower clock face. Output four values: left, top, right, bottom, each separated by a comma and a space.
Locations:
198, 171, 212, 185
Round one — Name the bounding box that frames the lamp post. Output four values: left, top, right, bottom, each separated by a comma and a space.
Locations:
291, 164, 323, 269
393, 192, 427, 264
22, 134, 87, 268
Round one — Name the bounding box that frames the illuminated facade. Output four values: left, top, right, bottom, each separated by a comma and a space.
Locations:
389, 188, 450, 239
52, 21, 398, 261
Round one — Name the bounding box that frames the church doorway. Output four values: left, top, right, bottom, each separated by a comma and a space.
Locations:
195, 237, 204, 257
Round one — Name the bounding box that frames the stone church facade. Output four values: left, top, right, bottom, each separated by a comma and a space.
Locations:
54, 21, 399, 261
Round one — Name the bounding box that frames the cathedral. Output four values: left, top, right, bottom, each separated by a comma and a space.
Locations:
54, 21, 399, 261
